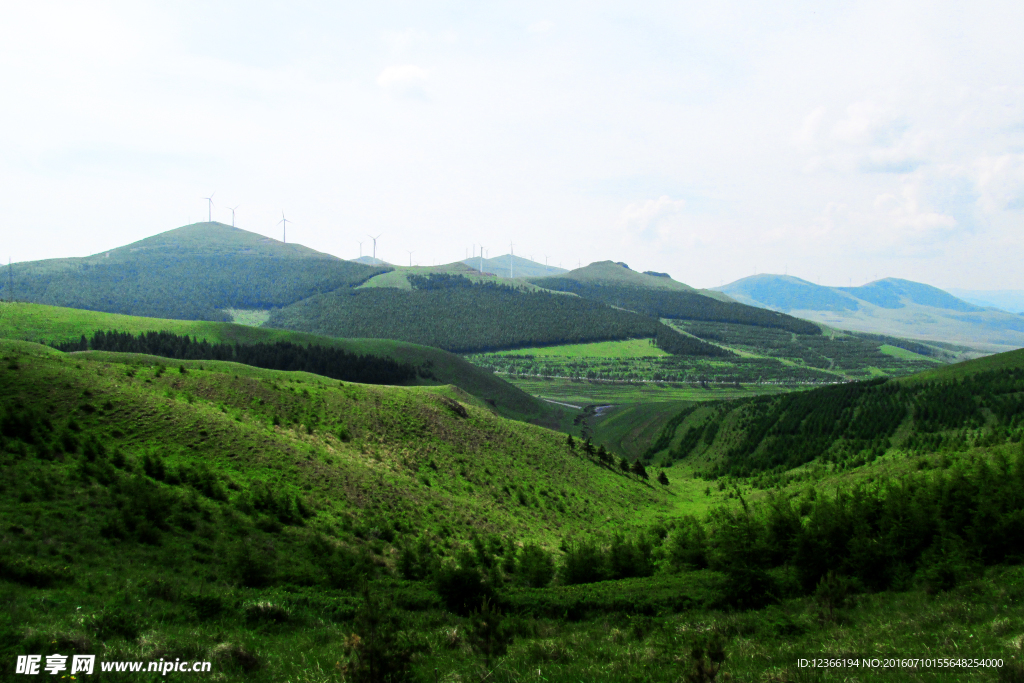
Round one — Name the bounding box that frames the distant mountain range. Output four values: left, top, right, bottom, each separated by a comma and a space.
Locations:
714, 275, 1024, 350
946, 289, 1024, 314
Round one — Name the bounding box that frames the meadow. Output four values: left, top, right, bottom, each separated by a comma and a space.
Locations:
5, 304, 1024, 681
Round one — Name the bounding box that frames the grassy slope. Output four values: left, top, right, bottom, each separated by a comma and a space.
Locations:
898, 346, 1024, 384
533, 261, 697, 291
358, 262, 551, 292
6, 340, 1024, 680
0, 302, 557, 426
0, 339, 668, 545
643, 345, 1024, 477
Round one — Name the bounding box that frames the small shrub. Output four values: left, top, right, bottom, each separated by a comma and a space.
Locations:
467, 596, 513, 669
209, 642, 261, 673
0, 556, 74, 588
90, 608, 143, 641
244, 601, 291, 624
517, 544, 555, 588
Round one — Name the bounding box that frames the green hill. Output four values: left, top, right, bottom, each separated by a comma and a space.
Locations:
0, 223, 387, 321
267, 274, 729, 356
643, 345, 1024, 477
716, 274, 1024, 349
531, 262, 821, 335
0, 302, 557, 425
460, 253, 569, 279
5, 335, 1024, 679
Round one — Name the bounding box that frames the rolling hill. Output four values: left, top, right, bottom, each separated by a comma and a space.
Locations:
0, 223, 388, 321
715, 274, 1024, 349
460, 253, 568, 278
643, 343, 1024, 477
531, 262, 819, 335
266, 274, 729, 356
0, 302, 559, 426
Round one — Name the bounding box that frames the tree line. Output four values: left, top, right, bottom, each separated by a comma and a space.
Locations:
52, 330, 421, 385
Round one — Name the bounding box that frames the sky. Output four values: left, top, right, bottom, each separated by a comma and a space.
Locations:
1, 1, 1022, 290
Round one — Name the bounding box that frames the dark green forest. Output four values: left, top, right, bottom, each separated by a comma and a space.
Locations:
53, 330, 422, 385
0, 255, 385, 321
528, 278, 822, 335
649, 366, 1024, 476
268, 275, 728, 355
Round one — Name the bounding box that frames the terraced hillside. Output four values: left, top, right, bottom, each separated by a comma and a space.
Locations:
0, 223, 387, 321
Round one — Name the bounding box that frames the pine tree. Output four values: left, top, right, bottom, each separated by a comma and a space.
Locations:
657, 471, 669, 486
631, 460, 648, 480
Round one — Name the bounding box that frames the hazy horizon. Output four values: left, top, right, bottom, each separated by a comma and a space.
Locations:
2, 2, 1022, 290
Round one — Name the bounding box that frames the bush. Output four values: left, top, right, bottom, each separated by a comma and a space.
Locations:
560, 540, 607, 585
435, 559, 496, 615
89, 608, 143, 641
243, 601, 291, 624
517, 544, 555, 588
0, 556, 74, 588
230, 539, 277, 588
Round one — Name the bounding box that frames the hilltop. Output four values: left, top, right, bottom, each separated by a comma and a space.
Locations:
716, 274, 1024, 349
460, 253, 569, 279
0, 223, 388, 321
531, 262, 818, 334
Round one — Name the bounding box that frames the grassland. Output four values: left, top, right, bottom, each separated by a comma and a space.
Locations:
0, 302, 557, 426
6, 338, 1024, 680
467, 322, 950, 411
490, 338, 669, 358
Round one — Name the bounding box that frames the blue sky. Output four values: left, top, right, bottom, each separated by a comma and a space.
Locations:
1, 1, 1022, 289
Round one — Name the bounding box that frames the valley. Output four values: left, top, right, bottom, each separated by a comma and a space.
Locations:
3, 224, 1024, 681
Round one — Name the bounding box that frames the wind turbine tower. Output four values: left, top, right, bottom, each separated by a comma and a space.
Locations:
407, 250, 414, 267
479, 246, 484, 274
509, 241, 515, 278
357, 241, 363, 258
367, 233, 382, 262
278, 212, 291, 244
228, 205, 239, 227
203, 192, 215, 223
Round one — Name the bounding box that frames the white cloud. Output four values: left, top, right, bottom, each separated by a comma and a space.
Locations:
376, 64, 430, 89
621, 196, 688, 244
528, 20, 553, 33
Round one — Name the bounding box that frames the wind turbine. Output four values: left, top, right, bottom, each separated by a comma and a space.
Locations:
367, 233, 382, 262
203, 192, 215, 222
509, 241, 515, 278
479, 246, 485, 274
407, 250, 414, 267
357, 241, 363, 258
228, 205, 239, 227
278, 212, 291, 244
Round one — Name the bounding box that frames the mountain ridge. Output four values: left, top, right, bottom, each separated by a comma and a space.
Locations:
715, 274, 1024, 349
